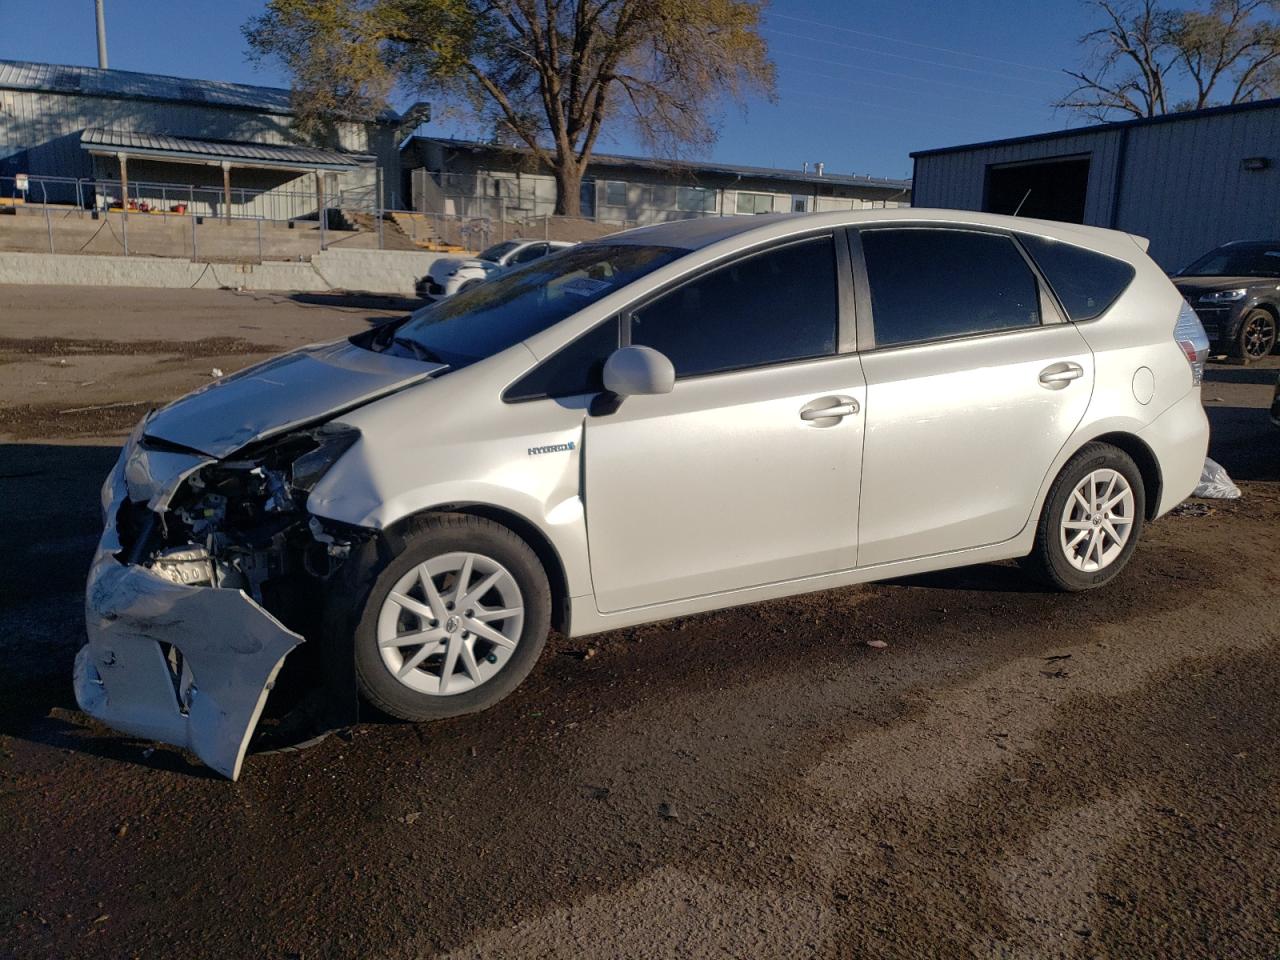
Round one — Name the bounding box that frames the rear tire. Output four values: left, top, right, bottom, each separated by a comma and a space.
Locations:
1023, 443, 1146, 592
352, 514, 551, 721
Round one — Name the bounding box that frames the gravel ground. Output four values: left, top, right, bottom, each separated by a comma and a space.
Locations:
0, 286, 1276, 960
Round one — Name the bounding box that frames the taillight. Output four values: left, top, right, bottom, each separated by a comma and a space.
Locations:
1175, 300, 1209, 385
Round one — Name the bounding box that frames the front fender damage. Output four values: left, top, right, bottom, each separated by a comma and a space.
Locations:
73, 419, 353, 780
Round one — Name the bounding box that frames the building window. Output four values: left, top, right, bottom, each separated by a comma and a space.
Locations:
604, 180, 628, 206
676, 186, 716, 213
735, 192, 775, 215
792, 195, 809, 213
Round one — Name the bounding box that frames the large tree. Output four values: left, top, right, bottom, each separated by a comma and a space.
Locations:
246, 0, 775, 216
1058, 0, 1280, 120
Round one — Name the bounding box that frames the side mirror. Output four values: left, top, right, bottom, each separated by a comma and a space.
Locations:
602, 345, 675, 397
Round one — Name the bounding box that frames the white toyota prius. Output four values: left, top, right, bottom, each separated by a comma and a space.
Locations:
76, 210, 1211, 778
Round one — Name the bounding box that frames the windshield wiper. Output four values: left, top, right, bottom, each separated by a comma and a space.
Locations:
393, 337, 449, 366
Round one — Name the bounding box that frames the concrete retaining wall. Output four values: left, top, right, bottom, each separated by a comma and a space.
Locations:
0, 248, 446, 296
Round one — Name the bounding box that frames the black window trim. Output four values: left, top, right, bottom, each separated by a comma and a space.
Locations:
851, 223, 1063, 353
503, 228, 857, 402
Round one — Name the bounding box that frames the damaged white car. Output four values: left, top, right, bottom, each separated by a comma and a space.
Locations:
76, 210, 1210, 779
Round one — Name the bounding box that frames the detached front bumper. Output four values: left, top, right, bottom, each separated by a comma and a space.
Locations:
73, 426, 304, 780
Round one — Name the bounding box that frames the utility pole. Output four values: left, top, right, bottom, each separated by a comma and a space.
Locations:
95, 0, 109, 69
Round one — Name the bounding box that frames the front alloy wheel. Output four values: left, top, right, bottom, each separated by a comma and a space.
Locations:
353, 515, 551, 721
377, 552, 525, 696
1236, 308, 1277, 363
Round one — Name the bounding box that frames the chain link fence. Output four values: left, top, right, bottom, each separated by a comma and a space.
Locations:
0, 173, 494, 261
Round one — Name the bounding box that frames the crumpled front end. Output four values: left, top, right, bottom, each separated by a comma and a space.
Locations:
74, 418, 361, 780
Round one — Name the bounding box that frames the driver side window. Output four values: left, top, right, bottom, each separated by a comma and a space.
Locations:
628, 236, 838, 378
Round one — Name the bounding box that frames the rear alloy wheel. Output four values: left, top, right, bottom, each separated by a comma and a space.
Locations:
1023, 443, 1146, 591
1234, 308, 1277, 363
353, 515, 550, 721
1058, 469, 1135, 573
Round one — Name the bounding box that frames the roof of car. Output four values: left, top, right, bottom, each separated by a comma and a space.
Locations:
602, 209, 1141, 255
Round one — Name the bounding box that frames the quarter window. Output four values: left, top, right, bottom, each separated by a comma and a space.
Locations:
861, 229, 1042, 347
1019, 234, 1135, 322
629, 236, 838, 378
504, 318, 619, 401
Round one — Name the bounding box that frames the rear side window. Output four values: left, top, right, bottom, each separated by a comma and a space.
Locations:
629, 236, 838, 378
861, 228, 1041, 348
1019, 234, 1135, 322
504, 319, 618, 401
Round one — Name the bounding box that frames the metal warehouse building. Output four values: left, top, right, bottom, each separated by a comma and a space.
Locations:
910, 98, 1280, 271
0, 60, 409, 218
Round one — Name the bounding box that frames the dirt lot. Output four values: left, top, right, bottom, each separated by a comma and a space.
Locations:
1, 286, 1277, 960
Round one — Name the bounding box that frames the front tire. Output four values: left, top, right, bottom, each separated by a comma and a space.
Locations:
1232, 308, 1277, 363
352, 515, 551, 721
1023, 443, 1146, 592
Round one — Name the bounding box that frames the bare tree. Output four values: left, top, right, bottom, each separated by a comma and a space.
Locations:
246, 0, 775, 217
1058, 0, 1280, 120
1172, 0, 1280, 108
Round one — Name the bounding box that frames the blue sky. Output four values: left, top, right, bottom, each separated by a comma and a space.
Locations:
2, 0, 1129, 179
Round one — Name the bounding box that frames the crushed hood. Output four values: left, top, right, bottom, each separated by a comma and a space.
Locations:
143, 339, 442, 458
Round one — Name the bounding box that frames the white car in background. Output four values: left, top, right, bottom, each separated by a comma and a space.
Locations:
418, 239, 575, 299
76, 209, 1210, 779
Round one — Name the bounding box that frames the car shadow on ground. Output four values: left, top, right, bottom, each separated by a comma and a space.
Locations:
285, 292, 422, 315
1203, 363, 1279, 387
0, 444, 120, 731
1206, 406, 1279, 482
883, 561, 1043, 594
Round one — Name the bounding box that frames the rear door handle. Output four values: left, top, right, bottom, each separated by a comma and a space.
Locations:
1039, 361, 1084, 389
800, 396, 859, 423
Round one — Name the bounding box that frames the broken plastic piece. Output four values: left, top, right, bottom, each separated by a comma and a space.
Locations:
74, 427, 304, 780
76, 554, 303, 780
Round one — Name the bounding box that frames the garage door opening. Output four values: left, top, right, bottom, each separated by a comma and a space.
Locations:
984, 156, 1090, 223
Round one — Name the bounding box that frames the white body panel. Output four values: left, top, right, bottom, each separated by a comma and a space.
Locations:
317, 209, 1210, 636
583, 355, 866, 611
858, 324, 1094, 565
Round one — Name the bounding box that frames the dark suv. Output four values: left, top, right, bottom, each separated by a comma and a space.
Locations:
1173, 241, 1280, 363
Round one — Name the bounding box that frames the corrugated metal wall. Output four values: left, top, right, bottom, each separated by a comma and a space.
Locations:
0, 88, 399, 207
912, 129, 1124, 227
912, 105, 1280, 271
1115, 107, 1280, 271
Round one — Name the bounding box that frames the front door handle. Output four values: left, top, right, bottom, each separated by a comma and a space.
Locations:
800, 396, 859, 423
1039, 361, 1084, 389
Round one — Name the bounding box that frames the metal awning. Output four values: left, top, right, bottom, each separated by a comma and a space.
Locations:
80, 128, 373, 172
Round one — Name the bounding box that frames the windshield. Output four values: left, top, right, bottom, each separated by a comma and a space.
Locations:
391, 243, 685, 367
1180, 243, 1280, 278
477, 240, 521, 263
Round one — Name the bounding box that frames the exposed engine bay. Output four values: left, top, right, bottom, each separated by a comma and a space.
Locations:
76, 418, 377, 781
126, 423, 366, 609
